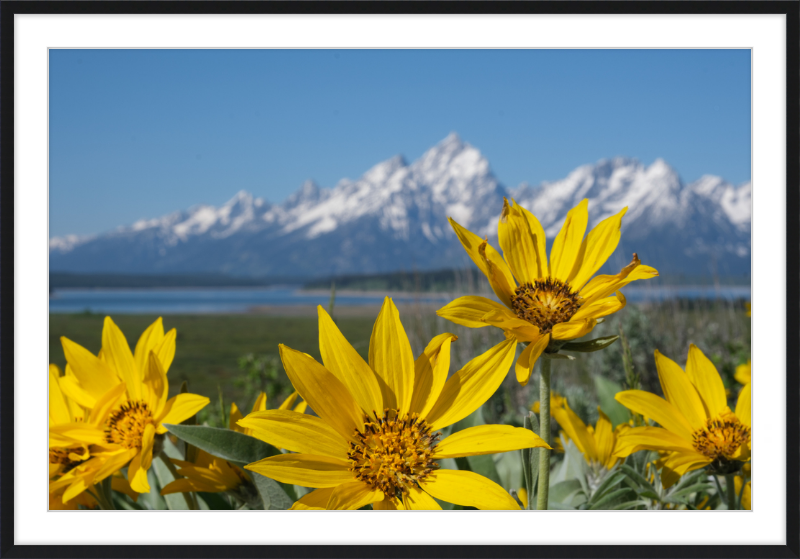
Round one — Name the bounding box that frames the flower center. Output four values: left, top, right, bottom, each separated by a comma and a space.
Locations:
692, 412, 751, 461
105, 400, 154, 449
511, 278, 583, 333
347, 409, 441, 499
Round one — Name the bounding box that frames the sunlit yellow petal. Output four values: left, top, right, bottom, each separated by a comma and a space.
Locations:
686, 344, 727, 419
436, 296, 509, 329
516, 201, 549, 279
421, 470, 519, 510
101, 317, 143, 401
229, 402, 245, 433
290, 487, 335, 510
734, 361, 751, 386
88, 382, 128, 427
237, 410, 349, 459
551, 318, 597, 341
157, 393, 210, 429
579, 254, 659, 305
244, 454, 353, 488
569, 207, 627, 290
49, 365, 72, 425
514, 334, 549, 386
550, 199, 589, 282
449, 217, 516, 306
613, 426, 702, 457
133, 317, 165, 373
318, 306, 383, 415
660, 451, 712, 488
735, 382, 751, 427
404, 486, 442, 510
410, 333, 456, 417
251, 392, 268, 413
552, 403, 597, 459
142, 351, 168, 413
434, 424, 550, 458
60, 336, 120, 403
594, 409, 614, 467
478, 239, 516, 308
155, 328, 177, 373
614, 390, 694, 441
572, 292, 626, 322
498, 198, 543, 285
368, 298, 415, 414
425, 338, 517, 429
326, 481, 383, 510
654, 350, 707, 429
279, 344, 364, 441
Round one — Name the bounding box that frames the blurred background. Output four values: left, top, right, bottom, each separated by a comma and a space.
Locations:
48, 49, 751, 425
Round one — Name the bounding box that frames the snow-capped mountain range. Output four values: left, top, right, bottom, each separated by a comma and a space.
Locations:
49, 133, 751, 278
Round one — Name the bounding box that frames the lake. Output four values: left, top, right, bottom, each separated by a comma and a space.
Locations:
48, 285, 752, 315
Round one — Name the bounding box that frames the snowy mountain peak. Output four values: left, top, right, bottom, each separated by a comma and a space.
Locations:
49, 133, 751, 277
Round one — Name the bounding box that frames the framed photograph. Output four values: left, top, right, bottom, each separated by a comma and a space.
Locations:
3, 1, 797, 557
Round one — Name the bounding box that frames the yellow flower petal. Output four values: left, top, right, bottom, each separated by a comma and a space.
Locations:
57, 369, 97, 411
498, 198, 544, 285
49, 365, 72, 425
551, 318, 597, 341
449, 217, 516, 306
569, 207, 627, 290
251, 392, 268, 413
654, 350, 707, 429
318, 306, 383, 415
421, 470, 520, 510
579, 254, 659, 305
550, 199, 589, 282
279, 344, 364, 441
403, 486, 442, 510
157, 393, 210, 430
49, 422, 107, 445
326, 481, 383, 510
686, 344, 727, 419
514, 334, 550, 386
101, 317, 143, 401
516, 201, 549, 279
368, 298, 415, 414
572, 292, 626, 321
290, 487, 335, 510
229, 402, 244, 433
409, 333, 456, 417
87, 382, 128, 426
237, 410, 349, 459
155, 328, 177, 373
614, 390, 694, 441
133, 317, 165, 373
734, 361, 751, 385
60, 336, 120, 404
659, 451, 712, 488
244, 454, 353, 488
613, 426, 701, 457
161, 477, 221, 495
434, 424, 550, 459
436, 296, 509, 329
594, 409, 615, 467
143, 351, 168, 414
127, 423, 155, 493
552, 403, 597, 460
373, 497, 403, 510
478, 239, 516, 308
425, 338, 517, 430
735, 382, 751, 427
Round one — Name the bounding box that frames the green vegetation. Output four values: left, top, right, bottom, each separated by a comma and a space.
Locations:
49, 272, 300, 290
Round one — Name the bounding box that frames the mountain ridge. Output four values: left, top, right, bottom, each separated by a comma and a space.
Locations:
50, 133, 751, 278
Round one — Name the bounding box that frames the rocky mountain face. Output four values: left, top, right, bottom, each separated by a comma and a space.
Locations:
50, 133, 751, 278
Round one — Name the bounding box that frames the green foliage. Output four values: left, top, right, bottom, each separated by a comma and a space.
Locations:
561, 335, 619, 353
163, 424, 279, 466
593, 376, 630, 428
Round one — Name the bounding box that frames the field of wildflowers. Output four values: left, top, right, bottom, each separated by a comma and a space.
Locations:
49, 199, 751, 511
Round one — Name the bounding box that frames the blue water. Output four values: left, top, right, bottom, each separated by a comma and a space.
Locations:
48, 285, 751, 315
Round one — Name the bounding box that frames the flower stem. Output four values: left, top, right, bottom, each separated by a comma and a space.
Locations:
536, 358, 552, 511
725, 473, 737, 510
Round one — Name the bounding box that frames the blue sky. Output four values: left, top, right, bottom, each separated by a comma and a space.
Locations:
49, 49, 751, 237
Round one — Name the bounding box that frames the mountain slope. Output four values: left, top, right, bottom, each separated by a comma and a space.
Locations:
50, 133, 751, 278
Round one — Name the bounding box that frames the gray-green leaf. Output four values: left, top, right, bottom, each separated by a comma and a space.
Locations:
164, 424, 279, 467
561, 336, 619, 353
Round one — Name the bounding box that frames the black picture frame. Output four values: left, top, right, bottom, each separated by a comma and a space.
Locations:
2, 1, 797, 558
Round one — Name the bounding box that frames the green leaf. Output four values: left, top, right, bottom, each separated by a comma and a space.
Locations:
197, 491, 232, 510
561, 335, 619, 353
611, 499, 650, 510
589, 470, 625, 504
152, 452, 190, 510
620, 464, 654, 490
522, 413, 541, 509
549, 479, 583, 504
664, 483, 714, 503
589, 487, 635, 510
593, 376, 630, 428
252, 472, 294, 510
541, 353, 575, 361
164, 424, 279, 467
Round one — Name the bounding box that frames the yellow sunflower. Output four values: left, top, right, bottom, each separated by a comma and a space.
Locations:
239, 299, 550, 510
49, 317, 210, 497
551, 403, 629, 470
735, 361, 751, 386
438, 198, 658, 384
161, 449, 250, 496
613, 344, 751, 485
